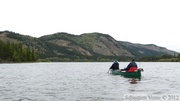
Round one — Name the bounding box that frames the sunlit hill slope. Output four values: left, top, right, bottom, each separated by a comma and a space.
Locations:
0, 31, 178, 61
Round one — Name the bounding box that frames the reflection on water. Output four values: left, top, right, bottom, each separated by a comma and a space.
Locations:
129, 78, 139, 84
0, 62, 180, 101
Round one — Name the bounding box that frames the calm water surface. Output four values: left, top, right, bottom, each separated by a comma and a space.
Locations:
0, 62, 180, 101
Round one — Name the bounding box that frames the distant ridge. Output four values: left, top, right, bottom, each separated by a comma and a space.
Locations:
0, 30, 178, 61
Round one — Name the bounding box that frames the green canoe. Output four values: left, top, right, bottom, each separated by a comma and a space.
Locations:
111, 69, 142, 78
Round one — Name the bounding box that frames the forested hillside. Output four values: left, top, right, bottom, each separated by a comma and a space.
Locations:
0, 31, 179, 62
0, 39, 37, 62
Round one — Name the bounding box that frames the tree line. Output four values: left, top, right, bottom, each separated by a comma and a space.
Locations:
138, 54, 180, 62
0, 40, 38, 62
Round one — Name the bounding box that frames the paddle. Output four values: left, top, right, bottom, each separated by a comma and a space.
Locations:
107, 66, 112, 73
107, 69, 110, 73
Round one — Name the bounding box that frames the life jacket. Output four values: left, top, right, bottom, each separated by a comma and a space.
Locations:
127, 67, 137, 72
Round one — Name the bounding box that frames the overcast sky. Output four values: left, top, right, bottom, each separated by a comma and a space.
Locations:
0, 0, 180, 52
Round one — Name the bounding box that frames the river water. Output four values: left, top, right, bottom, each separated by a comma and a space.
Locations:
0, 62, 180, 101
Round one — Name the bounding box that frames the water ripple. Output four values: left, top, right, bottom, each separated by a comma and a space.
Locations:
0, 62, 180, 101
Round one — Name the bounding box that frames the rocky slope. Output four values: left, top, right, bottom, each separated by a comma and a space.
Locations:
0, 31, 178, 59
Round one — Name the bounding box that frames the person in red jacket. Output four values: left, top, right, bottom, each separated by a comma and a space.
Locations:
121, 59, 138, 72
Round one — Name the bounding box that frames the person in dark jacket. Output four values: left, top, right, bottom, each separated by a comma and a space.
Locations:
121, 59, 138, 72
109, 59, 119, 70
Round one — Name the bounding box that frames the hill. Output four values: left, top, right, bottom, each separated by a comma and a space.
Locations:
0, 31, 178, 61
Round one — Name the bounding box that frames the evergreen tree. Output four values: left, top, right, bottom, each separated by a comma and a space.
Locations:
0, 39, 38, 62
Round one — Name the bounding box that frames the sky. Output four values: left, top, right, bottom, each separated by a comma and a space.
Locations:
0, 0, 180, 52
